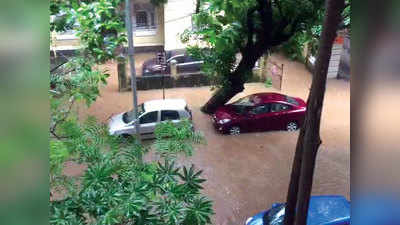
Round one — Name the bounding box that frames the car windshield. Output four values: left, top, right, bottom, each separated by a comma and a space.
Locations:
263, 203, 285, 225
122, 104, 145, 124
232, 96, 255, 106
286, 96, 299, 106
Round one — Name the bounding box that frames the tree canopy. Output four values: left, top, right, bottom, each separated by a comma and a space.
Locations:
182, 0, 328, 113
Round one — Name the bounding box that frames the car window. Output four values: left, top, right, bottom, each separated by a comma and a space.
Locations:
232, 96, 255, 106
250, 104, 270, 114
161, 110, 180, 121
139, 111, 158, 124
122, 104, 145, 123
270, 103, 291, 112
286, 96, 299, 106
184, 55, 201, 63
168, 55, 185, 63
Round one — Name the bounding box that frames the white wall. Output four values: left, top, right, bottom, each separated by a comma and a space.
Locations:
327, 43, 343, 78
163, 0, 196, 50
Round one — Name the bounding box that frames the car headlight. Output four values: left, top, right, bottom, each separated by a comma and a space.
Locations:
218, 118, 231, 124
144, 69, 150, 73
245, 217, 253, 225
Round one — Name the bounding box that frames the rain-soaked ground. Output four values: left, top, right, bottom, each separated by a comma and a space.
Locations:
73, 53, 349, 225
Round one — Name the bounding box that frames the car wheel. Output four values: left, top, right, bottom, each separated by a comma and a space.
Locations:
286, 122, 298, 131
229, 126, 241, 135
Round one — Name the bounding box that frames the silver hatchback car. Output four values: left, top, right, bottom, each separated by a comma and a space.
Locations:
108, 99, 192, 138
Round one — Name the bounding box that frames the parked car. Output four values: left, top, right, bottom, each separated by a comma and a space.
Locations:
245, 195, 350, 225
108, 99, 192, 138
142, 49, 203, 76
212, 92, 306, 135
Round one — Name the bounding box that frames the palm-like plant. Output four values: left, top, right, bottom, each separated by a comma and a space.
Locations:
50, 118, 214, 225
153, 119, 206, 159
179, 164, 207, 194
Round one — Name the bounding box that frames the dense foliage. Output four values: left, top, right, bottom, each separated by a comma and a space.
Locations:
51, 0, 126, 62
182, 0, 328, 113
50, 2, 214, 224
153, 120, 206, 160
279, 0, 350, 62
50, 0, 125, 138
183, 0, 325, 81
50, 57, 109, 139
50, 117, 213, 225
278, 27, 321, 62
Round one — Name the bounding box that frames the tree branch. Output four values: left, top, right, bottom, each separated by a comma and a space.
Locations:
274, 0, 284, 17
269, 18, 300, 46
50, 98, 76, 139
195, 0, 201, 14
246, 8, 256, 49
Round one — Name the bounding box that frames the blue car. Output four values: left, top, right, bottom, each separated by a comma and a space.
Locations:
245, 195, 350, 225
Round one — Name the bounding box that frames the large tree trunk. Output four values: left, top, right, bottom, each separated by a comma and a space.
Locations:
283, 0, 345, 225
200, 84, 244, 114
201, 46, 266, 114
200, 0, 301, 114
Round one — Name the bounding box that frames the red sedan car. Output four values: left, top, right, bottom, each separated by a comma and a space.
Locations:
212, 93, 307, 135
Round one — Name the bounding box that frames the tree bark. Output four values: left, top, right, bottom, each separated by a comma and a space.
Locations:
200, 46, 264, 113
195, 0, 201, 14
282, 127, 306, 225
200, 84, 244, 113
283, 1, 345, 225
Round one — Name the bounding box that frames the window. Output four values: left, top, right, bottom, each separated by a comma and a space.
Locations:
136, 11, 148, 28
250, 104, 270, 114
161, 110, 180, 121
150, 12, 155, 27
167, 55, 186, 64
270, 103, 291, 112
134, 3, 157, 31
140, 111, 158, 124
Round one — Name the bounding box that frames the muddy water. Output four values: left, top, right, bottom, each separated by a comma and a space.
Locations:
77, 53, 350, 225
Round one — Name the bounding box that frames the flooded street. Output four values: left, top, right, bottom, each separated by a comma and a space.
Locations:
78, 53, 350, 225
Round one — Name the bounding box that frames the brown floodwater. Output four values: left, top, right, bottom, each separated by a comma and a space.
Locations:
75, 53, 349, 225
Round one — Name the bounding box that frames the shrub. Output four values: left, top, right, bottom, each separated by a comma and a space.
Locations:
50, 118, 214, 225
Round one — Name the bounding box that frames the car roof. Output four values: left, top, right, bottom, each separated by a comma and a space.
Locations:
144, 99, 187, 112
307, 195, 350, 225
247, 195, 350, 225
250, 92, 287, 104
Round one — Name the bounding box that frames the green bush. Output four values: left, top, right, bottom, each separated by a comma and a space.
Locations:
264, 77, 272, 88
279, 32, 308, 62
153, 120, 205, 159
50, 118, 214, 225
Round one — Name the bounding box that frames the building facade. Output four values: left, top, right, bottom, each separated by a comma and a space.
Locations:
50, 0, 195, 53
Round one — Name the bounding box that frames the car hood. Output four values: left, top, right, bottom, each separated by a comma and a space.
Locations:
108, 112, 131, 134
214, 105, 239, 120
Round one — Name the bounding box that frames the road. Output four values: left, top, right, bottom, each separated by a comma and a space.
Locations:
78, 53, 350, 225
